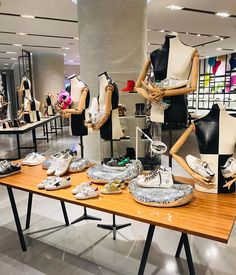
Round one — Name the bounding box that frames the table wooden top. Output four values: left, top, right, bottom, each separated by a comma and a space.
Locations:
0, 114, 60, 134
0, 164, 235, 244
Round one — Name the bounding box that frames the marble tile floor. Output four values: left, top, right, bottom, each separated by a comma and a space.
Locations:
0, 127, 235, 275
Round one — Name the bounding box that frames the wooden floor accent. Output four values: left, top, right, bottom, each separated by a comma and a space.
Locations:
1, 164, 236, 243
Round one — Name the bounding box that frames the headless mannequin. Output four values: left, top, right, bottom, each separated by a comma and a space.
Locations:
135, 35, 199, 124
45, 92, 54, 116
19, 76, 32, 123
170, 104, 236, 194
62, 74, 90, 136
90, 72, 123, 140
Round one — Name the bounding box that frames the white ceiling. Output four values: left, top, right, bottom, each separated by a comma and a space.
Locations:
0, 0, 236, 70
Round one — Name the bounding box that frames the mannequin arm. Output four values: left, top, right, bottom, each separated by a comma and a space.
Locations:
223, 176, 236, 190
92, 84, 113, 130
170, 123, 215, 186
136, 58, 151, 88
62, 87, 89, 117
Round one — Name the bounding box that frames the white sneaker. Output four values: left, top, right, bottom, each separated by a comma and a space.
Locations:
75, 186, 99, 200
137, 166, 173, 188
221, 157, 236, 178
22, 152, 36, 165
71, 182, 92, 195
157, 77, 189, 90
47, 153, 64, 176
28, 154, 46, 166
45, 177, 71, 191
186, 155, 215, 179
54, 152, 73, 176
37, 177, 59, 189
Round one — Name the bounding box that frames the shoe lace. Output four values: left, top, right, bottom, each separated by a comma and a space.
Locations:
145, 170, 159, 181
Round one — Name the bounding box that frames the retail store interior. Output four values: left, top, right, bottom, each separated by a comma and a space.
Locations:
0, 0, 236, 274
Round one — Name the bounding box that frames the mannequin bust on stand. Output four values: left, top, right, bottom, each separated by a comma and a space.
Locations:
62, 74, 90, 157
135, 34, 199, 166
90, 71, 123, 141
44, 92, 55, 116
170, 103, 236, 194
19, 76, 32, 123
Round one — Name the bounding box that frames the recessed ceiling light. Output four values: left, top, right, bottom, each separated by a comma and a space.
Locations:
147, 28, 152, 31
63, 53, 67, 56
62, 47, 70, 50
216, 48, 222, 50
220, 37, 224, 41
216, 12, 230, 18
17, 32, 27, 35
3, 63, 8, 66
159, 29, 165, 33
166, 5, 183, 10
11, 57, 17, 60
21, 14, 35, 19
73, 37, 79, 40
13, 44, 22, 47
185, 32, 189, 35
68, 60, 74, 63
147, 42, 151, 45
197, 34, 201, 37
6, 51, 17, 54
214, 35, 220, 38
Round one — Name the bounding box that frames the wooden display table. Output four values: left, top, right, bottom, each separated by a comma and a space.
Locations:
0, 114, 62, 160
0, 165, 236, 275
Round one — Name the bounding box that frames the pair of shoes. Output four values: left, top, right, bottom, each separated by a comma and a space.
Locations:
0, 160, 21, 178
156, 78, 189, 90
47, 152, 73, 176
3, 121, 13, 128
186, 155, 215, 180
221, 157, 236, 178
22, 152, 46, 166
135, 103, 145, 116
38, 176, 71, 190
137, 166, 173, 188
68, 158, 92, 173
72, 182, 99, 200
104, 157, 131, 170
121, 80, 135, 92
101, 179, 125, 194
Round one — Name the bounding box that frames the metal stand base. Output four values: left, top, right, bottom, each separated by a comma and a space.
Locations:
97, 214, 131, 240
71, 207, 102, 225
175, 233, 195, 275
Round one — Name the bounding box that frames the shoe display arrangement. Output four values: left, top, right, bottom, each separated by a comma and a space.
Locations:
68, 158, 92, 173
22, 152, 46, 166
46, 152, 64, 175
156, 77, 189, 90
121, 80, 135, 92
137, 166, 173, 188
71, 181, 92, 195
75, 186, 99, 200
135, 103, 145, 116
186, 155, 215, 180
221, 157, 236, 178
0, 160, 21, 178
101, 181, 122, 194
38, 176, 71, 190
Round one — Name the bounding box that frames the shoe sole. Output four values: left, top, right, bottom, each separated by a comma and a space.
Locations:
75, 194, 99, 200
101, 190, 122, 194
45, 183, 71, 191
0, 170, 21, 178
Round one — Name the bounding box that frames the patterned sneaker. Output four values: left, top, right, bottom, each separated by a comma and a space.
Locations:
137, 166, 173, 188
68, 158, 91, 173
45, 177, 71, 191
22, 152, 37, 165
0, 161, 21, 178
186, 155, 215, 179
75, 186, 99, 200
101, 181, 122, 194
71, 182, 92, 195
221, 157, 236, 178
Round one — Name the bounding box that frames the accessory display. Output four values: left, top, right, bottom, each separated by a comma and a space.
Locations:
186, 155, 215, 180
129, 181, 194, 207
121, 80, 135, 92
0, 160, 21, 178
221, 157, 236, 178
75, 186, 99, 200
137, 166, 173, 188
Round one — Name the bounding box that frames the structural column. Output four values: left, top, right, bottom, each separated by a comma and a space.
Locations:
78, 0, 147, 161
32, 52, 64, 104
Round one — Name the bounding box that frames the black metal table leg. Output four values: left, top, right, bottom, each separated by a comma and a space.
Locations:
7, 187, 27, 252
43, 124, 46, 136
175, 233, 195, 275
25, 193, 33, 230
45, 122, 49, 142
97, 214, 131, 240
54, 118, 58, 135
168, 124, 173, 168
138, 224, 155, 275
60, 201, 70, 226
71, 207, 102, 225
32, 129, 37, 152
60, 116, 63, 132
16, 133, 21, 159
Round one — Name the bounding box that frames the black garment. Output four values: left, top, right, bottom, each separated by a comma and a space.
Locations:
71, 110, 88, 136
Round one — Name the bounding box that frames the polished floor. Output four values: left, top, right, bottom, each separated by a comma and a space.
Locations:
0, 126, 235, 275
